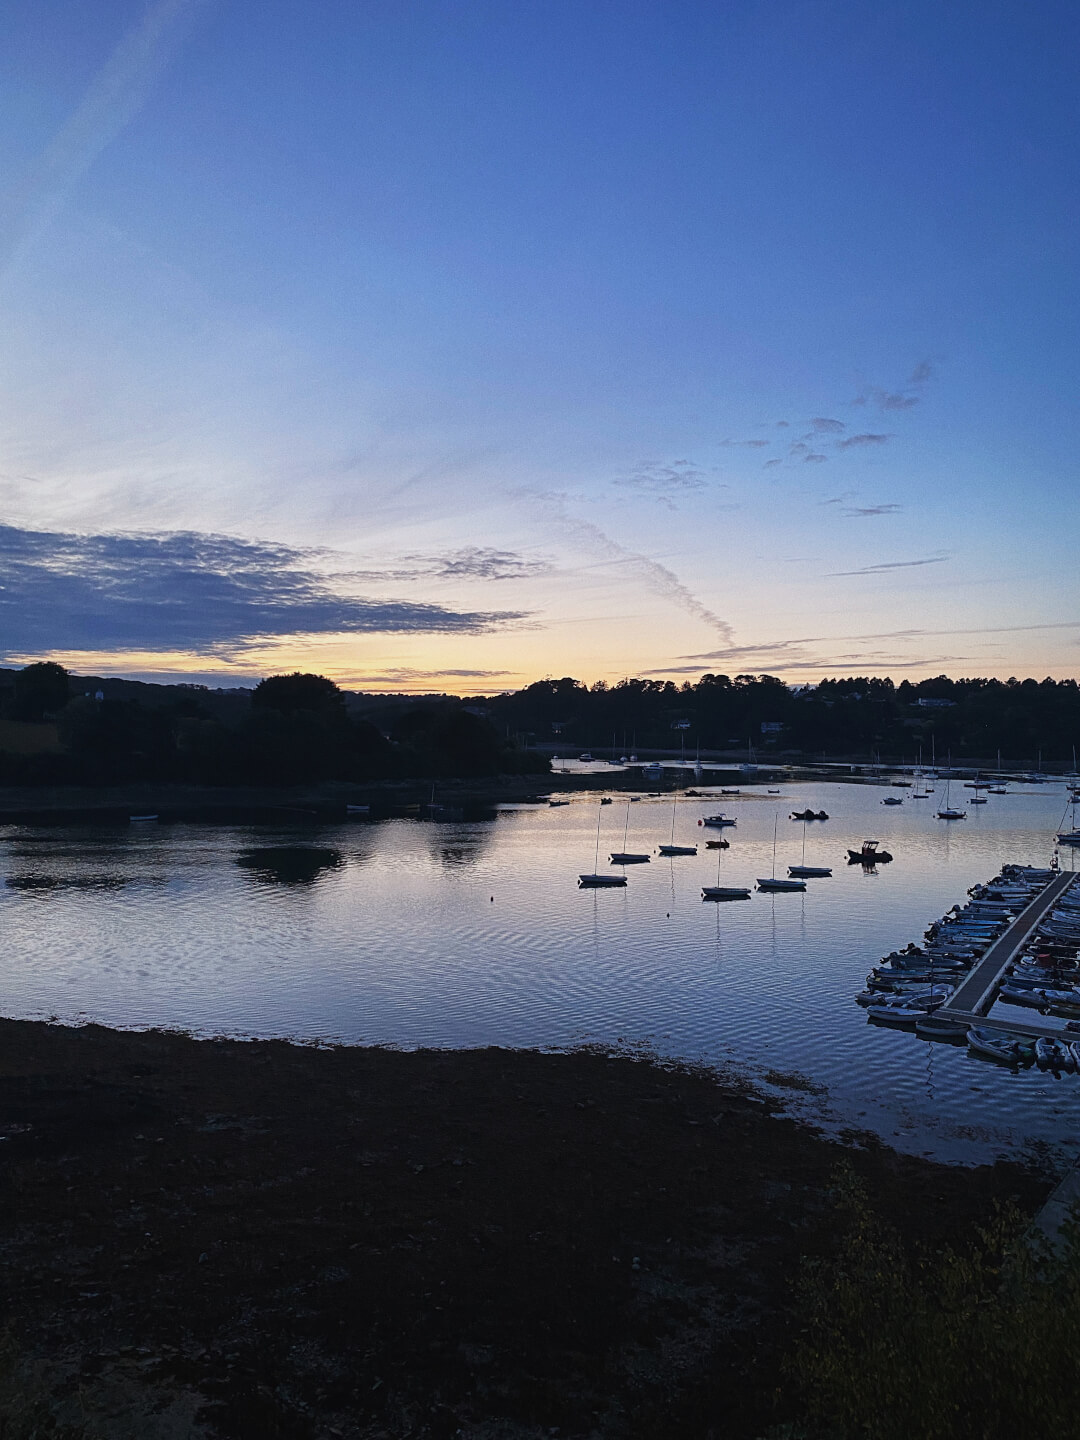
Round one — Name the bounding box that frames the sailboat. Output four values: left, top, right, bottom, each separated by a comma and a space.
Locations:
788, 818, 832, 878
659, 789, 697, 855
936, 778, 966, 820
610, 802, 651, 865
911, 768, 930, 799
968, 776, 988, 805
757, 815, 806, 891
579, 804, 628, 886
702, 840, 751, 900
1056, 796, 1080, 847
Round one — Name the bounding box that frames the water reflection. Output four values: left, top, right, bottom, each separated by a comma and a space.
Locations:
5, 874, 142, 895
235, 847, 345, 886
0, 788, 1079, 1163
428, 822, 495, 870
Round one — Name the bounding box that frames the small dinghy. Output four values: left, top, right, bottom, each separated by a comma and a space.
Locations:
705, 838, 730, 849
967, 1028, 1033, 1065
1036, 1036, 1074, 1072
915, 1013, 969, 1041
346, 803, 370, 815
702, 885, 751, 901
129, 813, 158, 822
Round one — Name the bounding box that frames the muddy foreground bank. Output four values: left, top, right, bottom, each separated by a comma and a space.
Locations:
0, 1022, 1050, 1438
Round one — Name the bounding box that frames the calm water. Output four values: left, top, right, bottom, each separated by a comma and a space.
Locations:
3, 780, 1079, 1163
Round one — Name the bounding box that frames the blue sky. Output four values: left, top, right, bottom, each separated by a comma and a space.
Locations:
0, 0, 1077, 689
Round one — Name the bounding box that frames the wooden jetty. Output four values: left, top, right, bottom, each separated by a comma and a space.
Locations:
935, 871, 1077, 1039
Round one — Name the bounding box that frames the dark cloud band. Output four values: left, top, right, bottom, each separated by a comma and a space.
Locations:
0, 523, 526, 656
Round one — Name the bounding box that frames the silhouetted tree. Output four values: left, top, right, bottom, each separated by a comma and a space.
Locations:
13, 662, 70, 721
252, 673, 345, 716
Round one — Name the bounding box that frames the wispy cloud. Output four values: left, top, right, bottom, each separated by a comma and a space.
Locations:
409, 547, 548, 581
810, 417, 845, 434
0, 0, 206, 282
837, 432, 890, 449
842, 503, 902, 517
613, 460, 710, 492
853, 362, 934, 413
829, 554, 949, 577
0, 524, 526, 659
719, 439, 769, 449
803, 453, 828, 464
523, 491, 734, 644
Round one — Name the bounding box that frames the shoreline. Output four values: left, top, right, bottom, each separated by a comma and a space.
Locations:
0, 1018, 1051, 1438
0, 767, 950, 825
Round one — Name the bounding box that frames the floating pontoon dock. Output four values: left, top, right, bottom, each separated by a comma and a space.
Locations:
934, 871, 1077, 1039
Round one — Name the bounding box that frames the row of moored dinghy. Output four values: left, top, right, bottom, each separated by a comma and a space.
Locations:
855, 865, 1080, 1070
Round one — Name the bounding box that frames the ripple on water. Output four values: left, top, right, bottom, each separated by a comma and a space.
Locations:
0, 786, 1078, 1161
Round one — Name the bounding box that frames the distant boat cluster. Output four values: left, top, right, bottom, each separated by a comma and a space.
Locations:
576, 794, 845, 899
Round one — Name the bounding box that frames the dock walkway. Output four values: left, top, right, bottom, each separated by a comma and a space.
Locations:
936, 871, 1076, 1032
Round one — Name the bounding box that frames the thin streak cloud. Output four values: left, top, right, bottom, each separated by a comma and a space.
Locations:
0, 0, 207, 282
524, 491, 734, 645
829, 554, 949, 577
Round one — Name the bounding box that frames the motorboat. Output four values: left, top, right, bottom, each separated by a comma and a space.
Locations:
790, 809, 829, 821
704, 838, 730, 849
701, 814, 736, 827
881, 796, 903, 806
719, 788, 740, 795
847, 840, 893, 864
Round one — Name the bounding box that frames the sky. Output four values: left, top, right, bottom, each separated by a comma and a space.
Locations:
0, 0, 1077, 693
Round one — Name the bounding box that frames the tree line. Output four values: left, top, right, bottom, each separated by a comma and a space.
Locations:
482, 672, 1080, 767
1, 663, 1078, 786
0, 664, 546, 787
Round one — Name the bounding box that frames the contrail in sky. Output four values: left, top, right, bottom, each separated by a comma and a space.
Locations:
0, 0, 206, 281
526, 490, 734, 645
